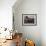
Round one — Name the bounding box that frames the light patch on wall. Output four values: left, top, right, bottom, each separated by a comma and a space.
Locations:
0, 8, 12, 30
0, 0, 17, 30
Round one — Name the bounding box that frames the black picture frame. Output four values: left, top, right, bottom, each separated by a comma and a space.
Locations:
22, 14, 37, 26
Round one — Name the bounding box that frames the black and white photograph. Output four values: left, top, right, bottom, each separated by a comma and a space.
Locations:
22, 14, 37, 26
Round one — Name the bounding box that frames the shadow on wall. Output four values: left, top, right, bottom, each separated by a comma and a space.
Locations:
12, 0, 41, 46
12, 0, 24, 10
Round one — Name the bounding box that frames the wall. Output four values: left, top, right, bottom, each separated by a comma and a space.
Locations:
13, 0, 41, 46
41, 0, 46, 46
0, 0, 16, 30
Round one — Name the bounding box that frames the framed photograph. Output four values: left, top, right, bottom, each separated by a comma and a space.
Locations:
22, 14, 37, 26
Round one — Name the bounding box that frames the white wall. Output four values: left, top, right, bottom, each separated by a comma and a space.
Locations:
13, 0, 41, 46
41, 0, 46, 46
0, 0, 16, 29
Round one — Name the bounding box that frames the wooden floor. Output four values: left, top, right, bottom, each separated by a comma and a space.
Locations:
0, 39, 16, 46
